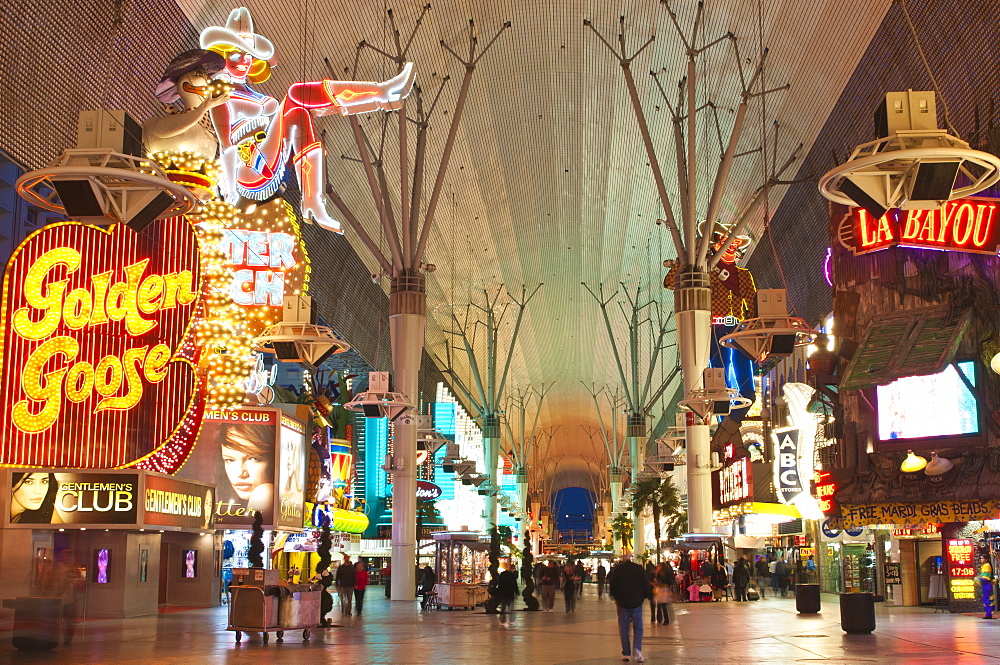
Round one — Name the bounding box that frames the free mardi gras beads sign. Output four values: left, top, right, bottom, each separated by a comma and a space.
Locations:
0, 219, 202, 468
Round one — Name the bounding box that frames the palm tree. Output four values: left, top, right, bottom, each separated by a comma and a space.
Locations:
630, 476, 682, 563
611, 513, 634, 551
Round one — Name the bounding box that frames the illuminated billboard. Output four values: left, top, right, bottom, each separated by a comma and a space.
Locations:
0, 219, 203, 471
876, 361, 979, 441
276, 414, 306, 530
198, 407, 306, 529
9, 471, 138, 525
7, 470, 214, 531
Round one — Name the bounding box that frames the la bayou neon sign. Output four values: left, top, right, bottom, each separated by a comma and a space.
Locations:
0, 220, 202, 469
841, 197, 1000, 256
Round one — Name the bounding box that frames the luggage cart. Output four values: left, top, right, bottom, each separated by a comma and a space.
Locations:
226, 585, 317, 644
227, 586, 280, 644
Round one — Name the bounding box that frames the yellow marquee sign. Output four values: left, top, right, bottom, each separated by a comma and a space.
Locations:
836, 500, 1000, 529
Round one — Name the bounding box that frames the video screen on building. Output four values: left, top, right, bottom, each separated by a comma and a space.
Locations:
876, 361, 979, 441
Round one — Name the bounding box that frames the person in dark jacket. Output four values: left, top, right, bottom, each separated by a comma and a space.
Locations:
596, 563, 608, 597
419, 565, 437, 609
754, 556, 769, 598
711, 564, 729, 601
335, 555, 357, 615
700, 558, 716, 578
562, 561, 578, 612
610, 556, 651, 663
733, 556, 752, 601
496, 563, 519, 625
775, 559, 790, 597
575, 561, 587, 598
540, 561, 560, 612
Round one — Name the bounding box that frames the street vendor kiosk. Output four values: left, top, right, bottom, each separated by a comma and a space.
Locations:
432, 531, 490, 609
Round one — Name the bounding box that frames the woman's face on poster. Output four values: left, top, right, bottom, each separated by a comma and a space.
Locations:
12, 473, 50, 513
222, 446, 271, 500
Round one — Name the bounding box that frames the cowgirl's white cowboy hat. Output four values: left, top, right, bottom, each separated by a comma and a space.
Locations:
199, 7, 275, 60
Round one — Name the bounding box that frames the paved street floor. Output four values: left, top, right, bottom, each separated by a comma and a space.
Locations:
2, 586, 999, 664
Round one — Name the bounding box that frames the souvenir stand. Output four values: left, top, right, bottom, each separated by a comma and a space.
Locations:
432, 532, 490, 609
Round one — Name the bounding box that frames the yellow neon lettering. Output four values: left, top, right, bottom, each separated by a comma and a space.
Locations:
137, 275, 165, 314
62, 287, 93, 329
13, 336, 78, 432
90, 270, 112, 325
94, 355, 124, 397
12, 248, 80, 340
97, 346, 146, 411
65, 361, 95, 403
162, 270, 197, 310
144, 344, 171, 382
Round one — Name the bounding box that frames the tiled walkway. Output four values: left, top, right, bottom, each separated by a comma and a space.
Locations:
3, 587, 999, 664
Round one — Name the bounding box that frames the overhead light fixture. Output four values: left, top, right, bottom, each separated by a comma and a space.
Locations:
343, 371, 415, 423
17, 148, 195, 227
679, 367, 751, 420
820, 90, 1000, 213
254, 296, 350, 368
720, 289, 818, 363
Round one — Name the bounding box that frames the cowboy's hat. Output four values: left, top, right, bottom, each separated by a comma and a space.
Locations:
698, 219, 752, 244
154, 49, 226, 103
199, 7, 275, 60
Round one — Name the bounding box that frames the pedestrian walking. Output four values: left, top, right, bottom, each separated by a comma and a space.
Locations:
769, 558, 780, 596
652, 563, 673, 624
539, 560, 559, 612
496, 563, 519, 625
335, 555, 356, 615
733, 556, 752, 601
575, 560, 586, 598
596, 562, 608, 597
776, 559, 790, 597
609, 555, 651, 662
563, 561, 578, 612
353, 560, 368, 615
754, 556, 769, 598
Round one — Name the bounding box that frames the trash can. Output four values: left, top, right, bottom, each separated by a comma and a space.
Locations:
4, 597, 62, 651
796, 583, 821, 614
839, 592, 876, 634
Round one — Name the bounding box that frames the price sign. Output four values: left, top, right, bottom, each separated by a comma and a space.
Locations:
946, 538, 976, 600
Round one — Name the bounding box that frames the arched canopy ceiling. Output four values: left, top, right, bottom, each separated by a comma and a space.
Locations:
176, 0, 892, 481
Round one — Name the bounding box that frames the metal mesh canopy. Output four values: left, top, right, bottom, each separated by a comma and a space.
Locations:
174, 0, 892, 475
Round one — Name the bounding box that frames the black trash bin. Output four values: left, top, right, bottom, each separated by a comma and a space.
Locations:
796, 583, 821, 614
6, 597, 62, 651
839, 592, 876, 634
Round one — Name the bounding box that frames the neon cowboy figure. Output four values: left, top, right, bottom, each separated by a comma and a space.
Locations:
200, 7, 415, 232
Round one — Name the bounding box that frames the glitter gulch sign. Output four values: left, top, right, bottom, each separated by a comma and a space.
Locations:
0, 219, 204, 470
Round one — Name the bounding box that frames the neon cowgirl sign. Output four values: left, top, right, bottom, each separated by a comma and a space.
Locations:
199, 8, 415, 232
839, 197, 1000, 256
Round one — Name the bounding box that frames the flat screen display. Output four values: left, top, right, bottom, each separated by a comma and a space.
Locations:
877, 361, 979, 441
183, 550, 197, 579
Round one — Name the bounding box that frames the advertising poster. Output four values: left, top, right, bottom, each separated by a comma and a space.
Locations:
9, 471, 139, 525
144, 474, 215, 531
276, 414, 306, 530
200, 408, 279, 527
